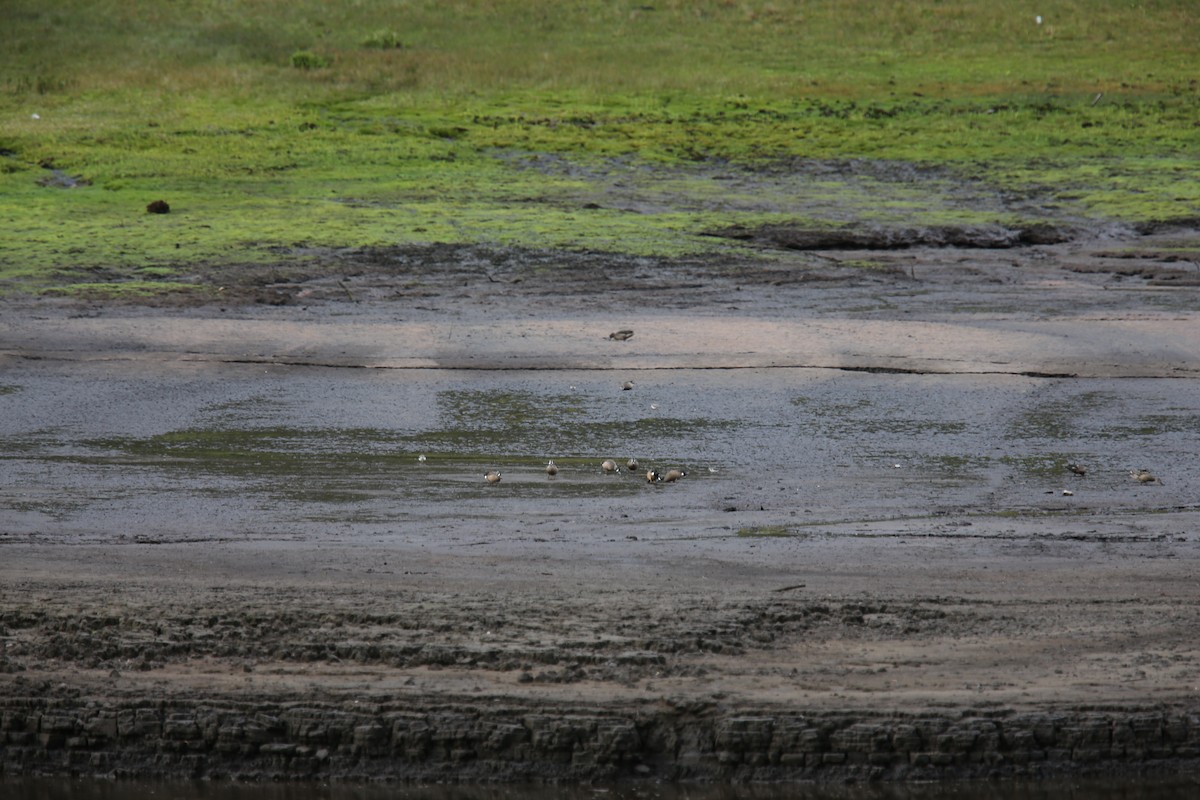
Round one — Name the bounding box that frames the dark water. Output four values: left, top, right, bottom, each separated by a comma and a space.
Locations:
4, 777, 1200, 800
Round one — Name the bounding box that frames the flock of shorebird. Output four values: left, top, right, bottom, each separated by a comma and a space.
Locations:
415, 377, 689, 487
473, 462, 1163, 487
475, 459, 687, 486
414, 376, 1167, 490
417, 459, 1163, 488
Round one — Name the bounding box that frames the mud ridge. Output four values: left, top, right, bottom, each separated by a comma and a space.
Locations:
706, 222, 1075, 251
3, 695, 1199, 783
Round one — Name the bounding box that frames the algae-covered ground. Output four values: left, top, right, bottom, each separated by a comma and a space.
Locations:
2, 0, 1199, 300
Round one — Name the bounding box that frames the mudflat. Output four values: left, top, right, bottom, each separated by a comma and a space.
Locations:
2, 225, 1199, 779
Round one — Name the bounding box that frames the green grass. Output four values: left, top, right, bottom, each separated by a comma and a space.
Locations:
2, 1, 1198, 298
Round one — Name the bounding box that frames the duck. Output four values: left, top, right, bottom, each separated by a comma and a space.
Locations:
484, 470, 502, 484
545, 460, 558, 477
626, 458, 639, 472
1130, 469, 1162, 485
622, 381, 635, 391
663, 469, 688, 483
1066, 462, 1086, 477
645, 469, 661, 483
602, 459, 618, 474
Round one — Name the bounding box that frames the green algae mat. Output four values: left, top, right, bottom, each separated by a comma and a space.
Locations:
2, 0, 1198, 300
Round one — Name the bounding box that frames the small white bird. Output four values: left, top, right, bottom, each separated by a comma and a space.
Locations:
418, 454, 427, 463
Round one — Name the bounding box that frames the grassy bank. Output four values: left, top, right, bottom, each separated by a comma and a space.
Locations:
2, 1, 1197, 299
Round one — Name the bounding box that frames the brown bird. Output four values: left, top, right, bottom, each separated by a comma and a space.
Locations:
645, 469, 660, 483
545, 460, 558, 477
1067, 463, 1087, 477
663, 469, 687, 483
602, 459, 618, 474
626, 458, 639, 472
1130, 469, 1163, 485
608, 330, 634, 341
484, 470, 502, 484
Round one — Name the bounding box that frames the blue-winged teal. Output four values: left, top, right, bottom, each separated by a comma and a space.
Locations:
1067, 462, 1086, 477
602, 459, 618, 474
484, 470, 502, 484
545, 460, 558, 477
664, 469, 687, 483
626, 458, 639, 472
645, 469, 660, 483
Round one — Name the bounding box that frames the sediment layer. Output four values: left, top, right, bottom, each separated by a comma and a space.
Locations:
3, 695, 1199, 783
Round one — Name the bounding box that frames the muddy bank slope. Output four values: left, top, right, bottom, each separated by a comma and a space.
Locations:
3, 219, 1200, 782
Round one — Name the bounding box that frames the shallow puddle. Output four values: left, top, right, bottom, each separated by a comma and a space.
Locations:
1, 360, 1198, 543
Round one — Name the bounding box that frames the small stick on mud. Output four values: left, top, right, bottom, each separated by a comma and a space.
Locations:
772, 583, 806, 593
338, 280, 356, 302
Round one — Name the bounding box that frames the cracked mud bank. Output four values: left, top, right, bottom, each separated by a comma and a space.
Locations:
2, 217, 1200, 783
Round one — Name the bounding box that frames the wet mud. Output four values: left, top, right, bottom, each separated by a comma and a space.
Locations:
2, 196, 1200, 783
